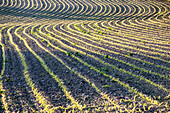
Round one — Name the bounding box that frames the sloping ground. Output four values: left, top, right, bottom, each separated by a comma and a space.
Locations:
0, 0, 169, 112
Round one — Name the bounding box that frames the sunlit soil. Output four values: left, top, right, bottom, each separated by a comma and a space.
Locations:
0, 0, 169, 112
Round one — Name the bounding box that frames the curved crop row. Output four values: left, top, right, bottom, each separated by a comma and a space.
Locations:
0, 0, 169, 112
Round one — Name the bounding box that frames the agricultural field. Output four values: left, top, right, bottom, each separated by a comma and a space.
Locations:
0, 0, 169, 112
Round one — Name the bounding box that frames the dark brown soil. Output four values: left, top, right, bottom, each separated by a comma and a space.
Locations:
0, 0, 169, 112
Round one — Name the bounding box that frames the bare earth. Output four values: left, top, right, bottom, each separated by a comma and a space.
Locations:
0, 0, 169, 112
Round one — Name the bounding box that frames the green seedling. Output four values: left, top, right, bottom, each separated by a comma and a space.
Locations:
103, 67, 108, 71
140, 41, 145, 44
98, 31, 104, 35
71, 71, 75, 74
164, 95, 169, 100
86, 31, 90, 34
101, 71, 106, 74
73, 42, 77, 46
33, 5, 36, 9
9, 66, 14, 69
99, 67, 109, 74
80, 29, 86, 33
60, 106, 64, 109
41, 39, 44, 42
0, 90, 5, 94
107, 27, 113, 30
66, 52, 71, 56
4, 60, 8, 62
80, 29, 90, 34
75, 52, 78, 56
104, 55, 109, 59
74, 52, 82, 57
5, 77, 12, 82
41, 73, 45, 76
47, 44, 50, 47
46, 33, 51, 37
127, 52, 134, 56
103, 85, 111, 88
